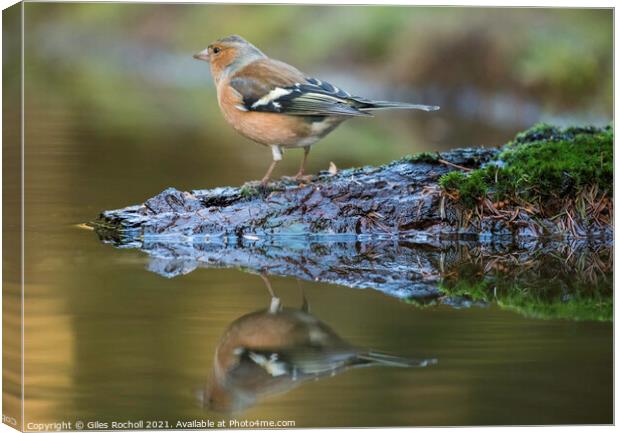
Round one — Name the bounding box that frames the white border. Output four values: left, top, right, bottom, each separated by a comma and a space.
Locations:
0, 2, 615, 433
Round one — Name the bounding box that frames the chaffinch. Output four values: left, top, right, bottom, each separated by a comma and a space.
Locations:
200, 279, 437, 413
193, 35, 439, 184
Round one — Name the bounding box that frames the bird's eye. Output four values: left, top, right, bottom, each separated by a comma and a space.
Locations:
212, 47, 221, 54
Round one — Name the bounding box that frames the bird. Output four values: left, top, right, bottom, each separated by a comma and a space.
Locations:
193, 35, 439, 184
199, 275, 437, 413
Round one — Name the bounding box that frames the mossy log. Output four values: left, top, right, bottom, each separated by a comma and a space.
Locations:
95, 125, 613, 242
95, 147, 501, 240
92, 124, 612, 318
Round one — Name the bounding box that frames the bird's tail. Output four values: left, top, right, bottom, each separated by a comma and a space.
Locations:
358, 100, 440, 112
357, 351, 438, 368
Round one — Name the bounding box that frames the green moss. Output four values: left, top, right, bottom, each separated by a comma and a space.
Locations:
438, 124, 613, 208
438, 171, 466, 190
403, 151, 440, 164
439, 169, 489, 207
402, 297, 439, 308
497, 293, 612, 322
457, 170, 489, 207
500, 124, 613, 200
437, 252, 613, 322
439, 265, 612, 322
239, 184, 260, 198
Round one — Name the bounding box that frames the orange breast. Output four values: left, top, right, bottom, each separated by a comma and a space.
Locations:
217, 81, 312, 147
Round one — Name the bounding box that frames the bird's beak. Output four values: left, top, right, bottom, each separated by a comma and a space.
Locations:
193, 49, 210, 62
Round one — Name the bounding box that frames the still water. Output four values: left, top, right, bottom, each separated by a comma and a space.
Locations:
12, 101, 612, 428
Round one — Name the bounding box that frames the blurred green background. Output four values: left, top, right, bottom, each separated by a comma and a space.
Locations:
24, 4, 612, 201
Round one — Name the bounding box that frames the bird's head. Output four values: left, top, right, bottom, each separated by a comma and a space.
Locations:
193, 35, 265, 83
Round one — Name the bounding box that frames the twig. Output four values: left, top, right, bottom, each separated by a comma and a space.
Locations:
438, 159, 473, 172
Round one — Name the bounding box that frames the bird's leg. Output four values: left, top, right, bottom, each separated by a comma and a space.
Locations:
261, 161, 278, 185
260, 272, 276, 297
301, 288, 310, 313
259, 272, 281, 313
294, 147, 311, 179
296, 279, 310, 313
261, 145, 283, 185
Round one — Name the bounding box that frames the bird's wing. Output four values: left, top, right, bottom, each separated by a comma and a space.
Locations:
241, 347, 359, 377
230, 60, 370, 117
229, 58, 304, 104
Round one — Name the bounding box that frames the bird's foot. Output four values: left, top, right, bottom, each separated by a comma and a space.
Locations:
293, 173, 314, 183
279, 175, 312, 185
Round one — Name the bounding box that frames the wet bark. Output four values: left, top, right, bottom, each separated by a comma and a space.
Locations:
96, 148, 494, 240
94, 146, 612, 242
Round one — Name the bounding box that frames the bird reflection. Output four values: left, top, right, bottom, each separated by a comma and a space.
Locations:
200, 275, 437, 413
